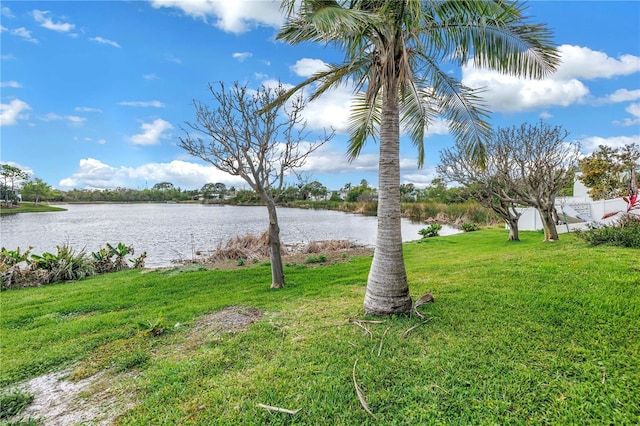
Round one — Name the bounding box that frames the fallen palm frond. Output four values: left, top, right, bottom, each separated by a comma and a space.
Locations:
348, 319, 372, 338
352, 359, 375, 417
403, 319, 433, 338
257, 403, 301, 415
377, 327, 390, 357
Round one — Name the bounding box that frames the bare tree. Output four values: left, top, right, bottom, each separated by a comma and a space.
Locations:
438, 141, 523, 241
179, 81, 333, 288
493, 122, 580, 242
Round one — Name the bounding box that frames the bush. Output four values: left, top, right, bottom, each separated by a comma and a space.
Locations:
305, 254, 328, 264
418, 223, 442, 238
576, 214, 640, 248
462, 222, 479, 232
2, 242, 145, 290
28, 245, 95, 285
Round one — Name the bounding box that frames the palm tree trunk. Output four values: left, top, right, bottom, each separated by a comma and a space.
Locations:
363, 82, 412, 315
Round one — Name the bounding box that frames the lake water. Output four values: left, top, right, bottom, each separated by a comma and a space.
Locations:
0, 204, 459, 267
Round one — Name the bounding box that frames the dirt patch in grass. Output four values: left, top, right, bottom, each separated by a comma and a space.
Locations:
4, 306, 266, 425
191, 305, 265, 336
3, 370, 136, 426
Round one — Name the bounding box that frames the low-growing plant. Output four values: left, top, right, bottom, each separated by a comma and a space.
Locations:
418, 223, 442, 238
576, 214, 640, 248
138, 318, 165, 337
0, 390, 34, 419
0, 247, 32, 267
92, 243, 145, 273
28, 245, 94, 285
305, 253, 328, 264
237, 258, 246, 266
2, 242, 144, 290
462, 222, 479, 232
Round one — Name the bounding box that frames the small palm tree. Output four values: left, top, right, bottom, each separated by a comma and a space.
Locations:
273, 0, 559, 315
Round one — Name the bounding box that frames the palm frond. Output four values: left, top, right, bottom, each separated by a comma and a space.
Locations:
347, 91, 382, 161
425, 0, 559, 79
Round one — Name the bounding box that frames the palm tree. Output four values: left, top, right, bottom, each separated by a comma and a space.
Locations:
273, 0, 559, 315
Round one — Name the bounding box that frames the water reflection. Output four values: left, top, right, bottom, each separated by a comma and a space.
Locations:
1, 204, 459, 267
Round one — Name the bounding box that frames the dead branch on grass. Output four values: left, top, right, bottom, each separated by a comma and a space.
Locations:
348, 319, 372, 338
352, 359, 375, 417
402, 319, 432, 338
257, 403, 301, 415
377, 327, 390, 357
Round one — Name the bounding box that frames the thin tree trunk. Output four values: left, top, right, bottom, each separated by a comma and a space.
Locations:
363, 81, 412, 315
539, 206, 559, 241
265, 198, 285, 288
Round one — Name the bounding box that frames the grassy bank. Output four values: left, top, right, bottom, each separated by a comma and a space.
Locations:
0, 203, 66, 215
1, 230, 638, 424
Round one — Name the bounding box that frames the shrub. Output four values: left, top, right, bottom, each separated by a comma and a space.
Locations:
2, 242, 144, 290
462, 222, 479, 232
575, 214, 640, 248
92, 243, 146, 273
418, 223, 442, 238
28, 245, 95, 285
305, 254, 328, 264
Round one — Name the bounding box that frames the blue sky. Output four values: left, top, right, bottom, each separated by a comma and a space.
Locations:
1, 1, 639, 192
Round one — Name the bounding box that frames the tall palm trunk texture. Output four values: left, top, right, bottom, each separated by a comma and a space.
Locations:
364, 82, 412, 315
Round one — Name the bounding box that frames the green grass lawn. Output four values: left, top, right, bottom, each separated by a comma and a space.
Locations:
1, 229, 638, 424
0, 202, 66, 215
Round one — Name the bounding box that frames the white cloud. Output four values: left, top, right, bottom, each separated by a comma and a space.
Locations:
150, 0, 283, 34
39, 112, 86, 126
554, 45, 640, 80
75, 106, 102, 113
299, 86, 354, 134
66, 115, 87, 126
461, 44, 640, 113
2, 7, 15, 18
90, 36, 121, 48
58, 157, 245, 190
1, 81, 21, 88
130, 118, 173, 145
401, 167, 439, 188
539, 111, 553, 119
603, 88, 640, 103
300, 145, 379, 175
0, 99, 31, 126
164, 53, 182, 64
580, 135, 640, 153
291, 58, 329, 77
119, 100, 166, 108
32, 9, 75, 32
232, 52, 252, 62
2, 54, 16, 61
11, 27, 38, 43
144, 73, 159, 80
614, 103, 640, 127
